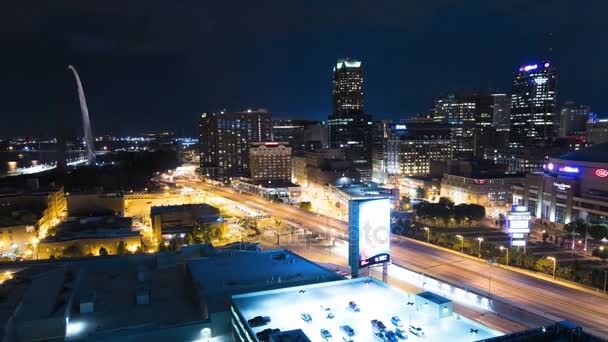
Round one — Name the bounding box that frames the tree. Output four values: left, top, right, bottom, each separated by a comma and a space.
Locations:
98, 246, 108, 256
438, 197, 455, 210
63, 243, 84, 258
468, 204, 486, 222
299, 201, 313, 212
116, 241, 127, 254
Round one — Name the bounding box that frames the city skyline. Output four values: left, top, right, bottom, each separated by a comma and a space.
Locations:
1, 1, 608, 136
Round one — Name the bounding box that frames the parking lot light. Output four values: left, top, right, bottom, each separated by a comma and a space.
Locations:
499, 246, 509, 266
547, 256, 557, 279
456, 235, 464, 253
477, 237, 484, 259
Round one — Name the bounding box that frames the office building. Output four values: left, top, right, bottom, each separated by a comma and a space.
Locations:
587, 118, 608, 145
328, 58, 373, 181
271, 119, 327, 153
492, 93, 511, 131
432, 93, 476, 158
559, 102, 590, 137
512, 143, 608, 226
249, 142, 292, 182
199, 109, 271, 178
509, 62, 557, 148
291, 150, 361, 187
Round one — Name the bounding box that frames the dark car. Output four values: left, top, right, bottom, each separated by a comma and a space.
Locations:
409, 325, 424, 337
256, 328, 280, 342
340, 325, 355, 337
374, 331, 388, 341
349, 301, 360, 312
385, 330, 399, 342
321, 329, 333, 341
372, 319, 387, 332
248, 315, 271, 327
395, 328, 408, 340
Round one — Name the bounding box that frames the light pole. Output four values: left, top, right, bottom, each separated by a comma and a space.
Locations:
604, 270, 607, 294
456, 235, 464, 253
423, 227, 430, 244
499, 246, 509, 266
547, 256, 556, 279
477, 237, 484, 259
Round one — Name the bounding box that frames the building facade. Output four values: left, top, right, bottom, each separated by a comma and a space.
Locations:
249, 142, 292, 182
440, 174, 524, 213
271, 119, 327, 153
587, 118, 608, 145
509, 62, 557, 148
328, 58, 372, 181
559, 101, 590, 137
512, 143, 608, 226
198, 109, 271, 178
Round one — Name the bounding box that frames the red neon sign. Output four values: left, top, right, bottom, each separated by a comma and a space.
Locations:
596, 169, 608, 178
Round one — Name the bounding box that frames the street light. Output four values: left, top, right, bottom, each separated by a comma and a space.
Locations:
499, 246, 509, 266
477, 237, 484, 259
456, 235, 464, 253
547, 256, 557, 279
423, 227, 430, 244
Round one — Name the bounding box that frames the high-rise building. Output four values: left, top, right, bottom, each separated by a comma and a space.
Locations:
587, 118, 608, 145
491, 93, 511, 131
198, 109, 271, 178
328, 58, 372, 181
271, 119, 327, 153
558, 101, 590, 137
249, 142, 291, 182
432, 92, 476, 159
509, 62, 557, 148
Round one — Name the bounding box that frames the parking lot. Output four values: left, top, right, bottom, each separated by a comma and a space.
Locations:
232, 277, 502, 342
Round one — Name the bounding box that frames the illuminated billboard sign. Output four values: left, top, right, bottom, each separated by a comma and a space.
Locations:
507, 206, 530, 247
558, 166, 579, 173
348, 197, 391, 271
596, 169, 608, 178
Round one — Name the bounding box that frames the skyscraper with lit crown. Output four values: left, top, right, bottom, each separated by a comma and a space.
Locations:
509, 62, 557, 148
328, 58, 372, 182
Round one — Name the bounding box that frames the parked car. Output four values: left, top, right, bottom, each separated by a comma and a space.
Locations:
391, 316, 403, 327
409, 325, 424, 337
349, 301, 360, 312
301, 313, 312, 323
372, 319, 387, 332
385, 330, 399, 342
374, 331, 388, 341
256, 328, 280, 342
327, 312, 335, 319
340, 325, 355, 337
395, 328, 408, 340
247, 315, 271, 327
321, 329, 333, 341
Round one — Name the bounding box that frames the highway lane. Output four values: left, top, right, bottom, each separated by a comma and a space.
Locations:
187, 181, 608, 337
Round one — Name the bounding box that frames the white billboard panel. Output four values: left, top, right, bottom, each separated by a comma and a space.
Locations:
349, 197, 391, 270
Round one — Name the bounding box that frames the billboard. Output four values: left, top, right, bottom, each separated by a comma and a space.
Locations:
349, 197, 391, 271
506, 205, 530, 247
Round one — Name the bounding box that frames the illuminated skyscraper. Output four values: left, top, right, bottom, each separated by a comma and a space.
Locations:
509, 62, 557, 148
328, 58, 372, 181
198, 109, 271, 178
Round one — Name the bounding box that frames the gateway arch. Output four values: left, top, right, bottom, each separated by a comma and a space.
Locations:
67, 65, 96, 164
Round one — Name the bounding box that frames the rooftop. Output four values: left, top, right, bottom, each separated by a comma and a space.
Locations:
558, 143, 608, 163
188, 249, 342, 313
232, 277, 503, 342
150, 202, 218, 215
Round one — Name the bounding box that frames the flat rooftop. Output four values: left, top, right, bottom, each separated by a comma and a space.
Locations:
232, 277, 503, 342
334, 184, 393, 198
151, 202, 218, 215
188, 249, 342, 313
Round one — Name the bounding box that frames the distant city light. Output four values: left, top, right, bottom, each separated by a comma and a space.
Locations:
596, 169, 608, 178
547, 163, 554, 171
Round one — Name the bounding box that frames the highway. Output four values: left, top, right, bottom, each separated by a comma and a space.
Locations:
185, 180, 608, 338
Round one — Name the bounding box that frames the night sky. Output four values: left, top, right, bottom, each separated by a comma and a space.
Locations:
1, 1, 607, 137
